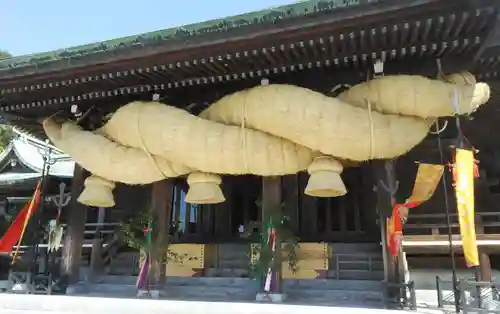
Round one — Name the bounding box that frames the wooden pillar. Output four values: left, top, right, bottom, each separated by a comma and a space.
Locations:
262, 176, 282, 293
373, 160, 398, 283
282, 174, 299, 234
299, 172, 316, 241
149, 180, 173, 289
88, 207, 106, 283
479, 249, 492, 282
215, 177, 232, 240
61, 165, 87, 287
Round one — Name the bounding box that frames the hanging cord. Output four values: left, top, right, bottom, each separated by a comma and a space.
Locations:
135, 102, 169, 179
435, 58, 460, 313
435, 120, 461, 313
450, 87, 474, 150
240, 93, 249, 172
366, 99, 375, 159
365, 70, 378, 160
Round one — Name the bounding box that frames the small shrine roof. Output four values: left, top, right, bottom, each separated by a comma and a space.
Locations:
0, 133, 74, 181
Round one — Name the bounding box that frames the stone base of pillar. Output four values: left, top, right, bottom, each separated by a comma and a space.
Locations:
255, 292, 287, 303
65, 283, 87, 295
137, 289, 161, 299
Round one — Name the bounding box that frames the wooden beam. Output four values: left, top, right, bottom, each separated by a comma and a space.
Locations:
61, 165, 87, 287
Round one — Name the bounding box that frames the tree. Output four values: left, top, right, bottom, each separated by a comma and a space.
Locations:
0, 50, 11, 59
0, 125, 14, 151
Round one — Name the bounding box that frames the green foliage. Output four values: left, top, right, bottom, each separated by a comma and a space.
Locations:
117, 210, 187, 264
242, 203, 300, 280
0, 51, 11, 60
0, 125, 14, 152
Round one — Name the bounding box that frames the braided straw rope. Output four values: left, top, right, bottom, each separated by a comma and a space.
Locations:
43, 73, 491, 205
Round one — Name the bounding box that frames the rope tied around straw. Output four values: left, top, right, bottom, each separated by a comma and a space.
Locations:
241, 92, 249, 172
135, 102, 169, 179
366, 99, 375, 160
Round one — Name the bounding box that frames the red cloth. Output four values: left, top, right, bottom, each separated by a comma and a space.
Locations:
387, 201, 421, 257
0, 185, 41, 253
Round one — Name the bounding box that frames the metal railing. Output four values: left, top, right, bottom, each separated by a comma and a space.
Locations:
436, 276, 462, 308
436, 276, 500, 313
382, 280, 417, 310
459, 280, 500, 313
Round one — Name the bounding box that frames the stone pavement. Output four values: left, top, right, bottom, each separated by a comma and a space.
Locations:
0, 293, 450, 314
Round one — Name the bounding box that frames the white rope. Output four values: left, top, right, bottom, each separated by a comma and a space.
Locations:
136, 102, 168, 179
451, 87, 460, 115
367, 99, 375, 159
241, 94, 249, 172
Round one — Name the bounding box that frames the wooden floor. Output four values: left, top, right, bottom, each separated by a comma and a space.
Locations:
403, 234, 500, 254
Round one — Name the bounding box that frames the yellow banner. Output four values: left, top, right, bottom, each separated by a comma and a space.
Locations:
455, 149, 479, 267
406, 163, 444, 204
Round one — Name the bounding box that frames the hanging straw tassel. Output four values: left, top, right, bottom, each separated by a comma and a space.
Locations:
185, 172, 225, 204
305, 156, 347, 197
77, 175, 116, 208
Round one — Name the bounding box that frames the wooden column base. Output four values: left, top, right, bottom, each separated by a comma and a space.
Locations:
479, 250, 492, 282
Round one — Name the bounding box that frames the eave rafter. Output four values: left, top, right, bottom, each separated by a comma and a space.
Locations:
1, 0, 500, 139
1, 7, 497, 112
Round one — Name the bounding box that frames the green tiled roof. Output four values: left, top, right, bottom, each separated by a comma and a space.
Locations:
0, 0, 366, 73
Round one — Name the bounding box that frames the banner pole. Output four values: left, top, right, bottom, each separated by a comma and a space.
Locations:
435, 122, 460, 314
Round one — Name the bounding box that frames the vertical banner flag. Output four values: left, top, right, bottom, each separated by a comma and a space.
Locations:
454, 149, 479, 267
387, 163, 444, 257
0, 181, 42, 254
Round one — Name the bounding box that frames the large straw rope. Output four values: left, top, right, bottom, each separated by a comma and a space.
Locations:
43, 73, 491, 205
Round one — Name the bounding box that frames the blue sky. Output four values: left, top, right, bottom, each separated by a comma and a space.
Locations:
1, 0, 295, 56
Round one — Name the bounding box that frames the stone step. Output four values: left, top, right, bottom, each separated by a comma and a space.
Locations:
283, 279, 383, 291
217, 260, 249, 267
96, 275, 254, 287
76, 276, 386, 305
83, 282, 257, 301
164, 286, 256, 300
287, 288, 383, 303
205, 268, 250, 277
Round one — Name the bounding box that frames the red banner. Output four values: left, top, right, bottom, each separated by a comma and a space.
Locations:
387, 163, 444, 257
0, 183, 41, 254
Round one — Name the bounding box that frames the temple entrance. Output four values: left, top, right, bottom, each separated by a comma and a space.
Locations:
169, 164, 380, 244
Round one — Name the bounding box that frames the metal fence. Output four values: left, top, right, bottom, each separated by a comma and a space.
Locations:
382, 280, 417, 310
436, 276, 500, 313
459, 280, 500, 313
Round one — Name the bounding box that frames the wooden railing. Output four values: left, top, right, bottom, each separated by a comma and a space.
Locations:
404, 212, 500, 236
331, 252, 382, 279
13, 222, 119, 254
